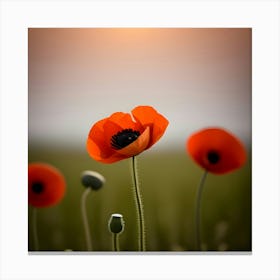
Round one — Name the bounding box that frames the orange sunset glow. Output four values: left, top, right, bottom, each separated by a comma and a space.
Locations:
29, 28, 251, 150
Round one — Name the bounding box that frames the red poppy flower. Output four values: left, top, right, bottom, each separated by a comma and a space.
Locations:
187, 127, 247, 174
86, 106, 169, 163
28, 163, 66, 208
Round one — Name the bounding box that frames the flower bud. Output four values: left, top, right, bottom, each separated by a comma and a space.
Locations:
81, 170, 105, 191
108, 214, 125, 234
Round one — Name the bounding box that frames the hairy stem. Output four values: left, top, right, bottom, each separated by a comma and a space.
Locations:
131, 156, 146, 251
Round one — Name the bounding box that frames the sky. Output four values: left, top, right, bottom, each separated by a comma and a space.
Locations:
28, 28, 251, 151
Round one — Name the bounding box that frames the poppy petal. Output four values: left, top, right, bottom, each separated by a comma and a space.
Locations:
87, 137, 111, 161
103, 120, 123, 148
132, 106, 169, 148
87, 137, 128, 163
108, 112, 143, 131
87, 118, 114, 159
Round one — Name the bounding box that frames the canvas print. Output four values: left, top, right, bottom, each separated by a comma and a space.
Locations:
28, 28, 251, 252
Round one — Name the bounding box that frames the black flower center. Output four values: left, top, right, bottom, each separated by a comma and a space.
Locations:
32, 182, 44, 194
207, 151, 220, 164
111, 129, 140, 150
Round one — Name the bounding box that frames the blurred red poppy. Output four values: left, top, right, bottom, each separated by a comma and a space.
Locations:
187, 127, 247, 174
28, 163, 66, 207
87, 106, 169, 163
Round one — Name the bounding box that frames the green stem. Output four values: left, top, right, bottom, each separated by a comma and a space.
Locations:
81, 188, 92, 251
195, 170, 208, 251
131, 156, 146, 251
32, 207, 39, 251
112, 233, 119, 251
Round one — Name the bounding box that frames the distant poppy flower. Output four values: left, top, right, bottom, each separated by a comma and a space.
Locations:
28, 163, 66, 208
86, 105, 169, 163
187, 127, 246, 174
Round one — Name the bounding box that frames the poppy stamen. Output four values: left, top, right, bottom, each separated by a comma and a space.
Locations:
207, 151, 220, 164
111, 129, 141, 150
32, 182, 44, 194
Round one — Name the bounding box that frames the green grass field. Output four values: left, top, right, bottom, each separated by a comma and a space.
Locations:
28, 147, 251, 252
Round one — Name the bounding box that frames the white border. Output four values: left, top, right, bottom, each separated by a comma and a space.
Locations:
0, 1, 279, 279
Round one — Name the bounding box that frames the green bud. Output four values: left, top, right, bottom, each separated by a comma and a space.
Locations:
108, 214, 125, 234
81, 170, 105, 191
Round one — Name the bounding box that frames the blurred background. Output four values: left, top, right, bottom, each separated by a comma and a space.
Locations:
28, 28, 251, 251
